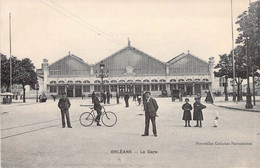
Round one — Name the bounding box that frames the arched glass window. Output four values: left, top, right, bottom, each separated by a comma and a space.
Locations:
151, 79, 158, 83
170, 79, 176, 83
67, 81, 73, 84
58, 81, 65, 84
83, 80, 90, 83
202, 78, 209, 82
143, 79, 150, 83
178, 79, 184, 82
127, 80, 133, 83
50, 81, 56, 84
94, 80, 101, 84
159, 79, 166, 83
110, 80, 117, 83
104, 80, 109, 84
194, 79, 201, 82
75, 80, 82, 84
135, 80, 141, 83
186, 79, 192, 82
119, 80, 125, 83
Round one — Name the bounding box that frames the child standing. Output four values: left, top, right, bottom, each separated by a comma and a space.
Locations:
58, 92, 72, 128
182, 98, 192, 127
193, 97, 206, 128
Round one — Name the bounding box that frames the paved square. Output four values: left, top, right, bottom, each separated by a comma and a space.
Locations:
1, 97, 260, 168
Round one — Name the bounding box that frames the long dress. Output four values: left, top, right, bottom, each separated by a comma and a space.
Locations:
182, 103, 192, 120
193, 102, 206, 121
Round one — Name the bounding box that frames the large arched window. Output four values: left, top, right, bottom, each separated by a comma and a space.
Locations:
119, 80, 125, 83
83, 80, 90, 84
170, 79, 176, 83
58, 81, 65, 84
75, 80, 82, 84
110, 80, 117, 84
159, 79, 166, 83
143, 79, 150, 83
94, 80, 101, 84
104, 80, 109, 84
50, 81, 56, 84
151, 79, 158, 83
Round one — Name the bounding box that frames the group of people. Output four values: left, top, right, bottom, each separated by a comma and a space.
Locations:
57, 91, 208, 137
57, 91, 159, 137
182, 97, 206, 128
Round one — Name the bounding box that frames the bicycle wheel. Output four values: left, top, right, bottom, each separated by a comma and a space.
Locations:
101, 111, 117, 127
79, 112, 94, 127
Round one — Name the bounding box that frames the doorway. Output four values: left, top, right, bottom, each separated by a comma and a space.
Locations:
67, 86, 74, 97
75, 86, 82, 97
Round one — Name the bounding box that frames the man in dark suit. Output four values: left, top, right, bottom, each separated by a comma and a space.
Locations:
142, 92, 159, 137
124, 92, 130, 107
58, 92, 72, 128
94, 94, 102, 126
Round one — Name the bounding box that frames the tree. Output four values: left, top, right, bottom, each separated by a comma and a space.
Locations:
214, 46, 248, 101
12, 58, 38, 102
1, 55, 20, 92
236, 1, 260, 69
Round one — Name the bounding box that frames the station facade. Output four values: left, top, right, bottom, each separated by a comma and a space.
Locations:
37, 44, 216, 97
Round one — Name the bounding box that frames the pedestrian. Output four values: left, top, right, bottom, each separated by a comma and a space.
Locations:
116, 92, 120, 104
94, 94, 102, 126
106, 91, 110, 104
182, 98, 192, 127
133, 93, 136, 101
58, 92, 72, 128
91, 91, 95, 104
205, 91, 214, 104
137, 94, 141, 105
124, 92, 129, 107
103, 92, 107, 104
193, 97, 206, 128
214, 117, 218, 127
142, 92, 159, 137
142, 91, 146, 110
53, 95, 56, 102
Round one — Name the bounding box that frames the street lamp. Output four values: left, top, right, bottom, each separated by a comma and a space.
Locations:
35, 82, 39, 102
245, 37, 253, 109
95, 61, 109, 92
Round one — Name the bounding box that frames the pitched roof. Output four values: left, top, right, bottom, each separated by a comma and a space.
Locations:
48, 53, 89, 67
167, 52, 208, 65
94, 45, 165, 66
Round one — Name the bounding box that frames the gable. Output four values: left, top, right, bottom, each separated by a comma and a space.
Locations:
49, 55, 91, 76
94, 46, 165, 77
168, 54, 209, 76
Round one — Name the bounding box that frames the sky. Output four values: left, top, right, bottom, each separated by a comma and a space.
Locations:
0, 0, 255, 69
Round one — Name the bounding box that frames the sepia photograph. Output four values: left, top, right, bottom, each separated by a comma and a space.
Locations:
1, 0, 260, 167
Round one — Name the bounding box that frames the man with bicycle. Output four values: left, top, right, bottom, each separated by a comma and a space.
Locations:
94, 94, 102, 126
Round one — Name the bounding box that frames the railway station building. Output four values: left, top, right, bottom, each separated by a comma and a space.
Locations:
36, 44, 217, 97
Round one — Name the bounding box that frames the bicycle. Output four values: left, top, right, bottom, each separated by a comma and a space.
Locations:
79, 106, 117, 127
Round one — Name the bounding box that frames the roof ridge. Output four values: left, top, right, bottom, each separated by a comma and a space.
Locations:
48, 54, 89, 67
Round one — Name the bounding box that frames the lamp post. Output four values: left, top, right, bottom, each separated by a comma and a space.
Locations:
224, 76, 228, 101
95, 61, 109, 93
35, 82, 39, 102
245, 37, 253, 109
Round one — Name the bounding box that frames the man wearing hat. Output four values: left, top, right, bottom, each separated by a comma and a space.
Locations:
58, 92, 72, 128
94, 93, 102, 126
142, 92, 159, 137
